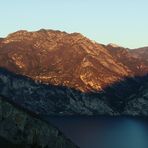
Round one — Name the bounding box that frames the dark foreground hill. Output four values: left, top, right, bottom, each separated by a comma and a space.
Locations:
0, 95, 78, 148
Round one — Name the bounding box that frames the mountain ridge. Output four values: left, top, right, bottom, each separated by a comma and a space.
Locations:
1, 29, 148, 92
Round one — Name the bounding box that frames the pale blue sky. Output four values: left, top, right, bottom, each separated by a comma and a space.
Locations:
0, 0, 148, 48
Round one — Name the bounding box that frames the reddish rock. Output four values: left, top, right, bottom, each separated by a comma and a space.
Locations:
0, 29, 148, 92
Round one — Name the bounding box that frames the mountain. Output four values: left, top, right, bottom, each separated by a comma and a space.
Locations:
0, 29, 148, 146
106, 45, 148, 76
0, 64, 148, 116
0, 67, 114, 116
0, 29, 140, 92
0, 29, 148, 113
124, 77, 148, 116
1, 29, 148, 93
131, 46, 148, 62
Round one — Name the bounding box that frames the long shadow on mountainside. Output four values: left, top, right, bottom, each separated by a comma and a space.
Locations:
0, 67, 148, 116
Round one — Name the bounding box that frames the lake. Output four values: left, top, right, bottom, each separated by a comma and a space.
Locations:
46, 116, 148, 148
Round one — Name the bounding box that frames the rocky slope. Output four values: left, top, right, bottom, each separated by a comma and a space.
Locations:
0, 29, 148, 116
130, 46, 148, 62
0, 95, 78, 148
0, 29, 148, 92
0, 67, 114, 116
0, 67, 148, 116
0, 29, 139, 92
106, 44, 148, 76
124, 77, 148, 116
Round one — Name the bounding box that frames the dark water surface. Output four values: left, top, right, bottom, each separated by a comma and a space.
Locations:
46, 116, 148, 148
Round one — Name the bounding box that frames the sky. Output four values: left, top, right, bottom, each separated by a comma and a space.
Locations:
0, 0, 148, 48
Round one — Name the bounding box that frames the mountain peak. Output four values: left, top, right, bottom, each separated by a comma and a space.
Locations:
37, 29, 68, 35
7, 30, 28, 37
70, 32, 84, 37
107, 43, 122, 48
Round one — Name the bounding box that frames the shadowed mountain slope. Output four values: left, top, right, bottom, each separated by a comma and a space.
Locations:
0, 95, 78, 148
0, 67, 148, 116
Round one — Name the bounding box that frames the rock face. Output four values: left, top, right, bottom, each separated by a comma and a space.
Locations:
130, 46, 148, 63
0, 29, 148, 92
124, 79, 148, 116
0, 67, 148, 116
0, 96, 78, 148
1, 29, 146, 92
0, 29, 148, 116
106, 45, 148, 76
0, 68, 114, 116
